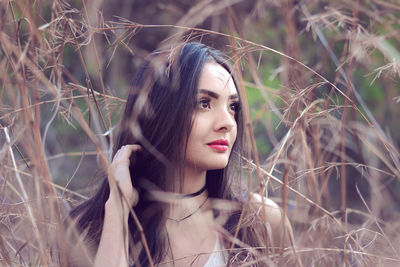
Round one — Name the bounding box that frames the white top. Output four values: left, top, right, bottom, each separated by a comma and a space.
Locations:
130, 238, 227, 266
203, 238, 227, 267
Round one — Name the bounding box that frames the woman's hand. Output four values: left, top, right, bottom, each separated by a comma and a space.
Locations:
94, 145, 141, 267
106, 144, 141, 211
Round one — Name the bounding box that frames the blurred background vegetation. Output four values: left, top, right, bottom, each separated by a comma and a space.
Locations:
1, 0, 400, 266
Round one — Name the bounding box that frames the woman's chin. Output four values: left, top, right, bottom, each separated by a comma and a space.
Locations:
203, 160, 229, 171
185, 155, 230, 171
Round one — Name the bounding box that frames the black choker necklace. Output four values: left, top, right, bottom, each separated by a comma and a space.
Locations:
176, 184, 207, 199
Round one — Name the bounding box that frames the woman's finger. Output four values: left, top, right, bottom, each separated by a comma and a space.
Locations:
112, 144, 141, 162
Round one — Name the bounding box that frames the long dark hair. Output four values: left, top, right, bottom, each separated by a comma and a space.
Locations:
71, 42, 269, 266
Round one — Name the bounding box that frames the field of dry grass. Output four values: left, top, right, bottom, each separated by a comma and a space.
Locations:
1, 0, 399, 266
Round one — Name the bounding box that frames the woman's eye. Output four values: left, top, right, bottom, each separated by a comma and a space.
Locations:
229, 102, 240, 113
197, 98, 211, 109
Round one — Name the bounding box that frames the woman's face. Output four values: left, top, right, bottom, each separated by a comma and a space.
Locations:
185, 62, 239, 171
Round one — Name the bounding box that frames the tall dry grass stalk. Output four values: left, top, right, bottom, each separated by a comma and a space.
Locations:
1, 0, 399, 266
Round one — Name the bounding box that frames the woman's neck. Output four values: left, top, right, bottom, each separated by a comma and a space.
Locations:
166, 166, 209, 223
172, 166, 207, 195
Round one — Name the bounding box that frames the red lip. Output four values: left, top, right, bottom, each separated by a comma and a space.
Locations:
207, 140, 229, 152
207, 139, 229, 146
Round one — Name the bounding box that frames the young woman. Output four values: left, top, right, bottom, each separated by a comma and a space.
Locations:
70, 42, 293, 267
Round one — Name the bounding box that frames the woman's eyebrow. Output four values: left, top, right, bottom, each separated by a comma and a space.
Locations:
198, 89, 219, 99
198, 89, 239, 100
229, 94, 239, 100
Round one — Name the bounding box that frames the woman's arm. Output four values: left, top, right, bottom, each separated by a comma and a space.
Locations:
94, 145, 141, 267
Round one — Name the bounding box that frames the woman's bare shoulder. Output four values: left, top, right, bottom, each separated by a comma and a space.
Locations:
248, 193, 293, 247
248, 193, 283, 227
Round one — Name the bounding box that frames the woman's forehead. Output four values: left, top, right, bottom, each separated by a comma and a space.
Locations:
198, 62, 237, 96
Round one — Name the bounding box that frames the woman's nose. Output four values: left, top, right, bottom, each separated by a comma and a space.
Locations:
214, 108, 235, 132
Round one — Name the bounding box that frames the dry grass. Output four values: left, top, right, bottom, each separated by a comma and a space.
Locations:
1, 0, 399, 266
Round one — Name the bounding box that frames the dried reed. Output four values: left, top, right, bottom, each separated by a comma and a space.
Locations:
1, 0, 399, 266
